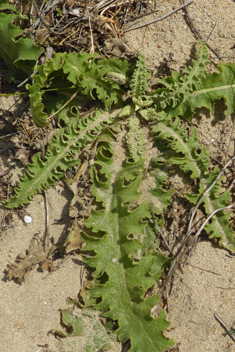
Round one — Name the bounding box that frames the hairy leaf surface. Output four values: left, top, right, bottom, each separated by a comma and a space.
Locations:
151, 118, 235, 251
81, 144, 174, 352
4, 109, 122, 208
0, 12, 42, 81
151, 41, 209, 117
27, 52, 135, 126
188, 62, 235, 116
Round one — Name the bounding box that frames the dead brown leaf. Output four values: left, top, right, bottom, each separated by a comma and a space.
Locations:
5, 233, 56, 283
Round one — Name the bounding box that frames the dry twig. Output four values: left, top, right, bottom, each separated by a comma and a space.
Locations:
43, 190, 50, 250
124, 0, 193, 33
162, 155, 235, 291
148, 218, 171, 252
214, 313, 235, 343
180, 0, 222, 60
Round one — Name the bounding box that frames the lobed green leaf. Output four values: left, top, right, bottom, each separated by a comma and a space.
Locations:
0, 12, 42, 81
4, 108, 122, 208
151, 117, 235, 251
82, 144, 174, 351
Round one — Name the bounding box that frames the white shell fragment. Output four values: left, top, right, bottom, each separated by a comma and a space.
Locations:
69, 9, 80, 17
24, 215, 32, 224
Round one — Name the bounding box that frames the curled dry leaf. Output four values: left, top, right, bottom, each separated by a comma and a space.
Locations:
5, 233, 56, 283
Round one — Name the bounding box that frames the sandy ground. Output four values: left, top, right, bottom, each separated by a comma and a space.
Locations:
1, 0, 235, 351
167, 241, 235, 352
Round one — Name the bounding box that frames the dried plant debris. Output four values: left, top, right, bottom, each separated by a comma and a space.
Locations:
51, 301, 118, 352
17, 0, 149, 55
4, 166, 93, 282
5, 233, 57, 283
4, 212, 88, 282
167, 344, 181, 352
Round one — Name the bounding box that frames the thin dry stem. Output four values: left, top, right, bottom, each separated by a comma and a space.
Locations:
124, 0, 193, 33
161, 155, 235, 292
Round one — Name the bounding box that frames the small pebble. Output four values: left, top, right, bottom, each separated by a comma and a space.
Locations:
24, 215, 32, 224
